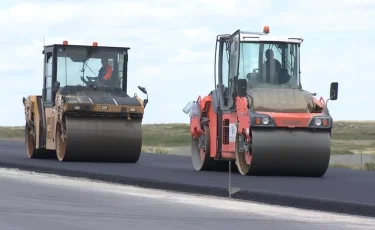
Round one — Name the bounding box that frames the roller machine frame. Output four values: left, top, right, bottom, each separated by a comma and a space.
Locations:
23, 40, 149, 162
186, 26, 339, 177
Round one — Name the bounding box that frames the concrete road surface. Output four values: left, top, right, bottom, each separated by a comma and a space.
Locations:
0, 168, 373, 230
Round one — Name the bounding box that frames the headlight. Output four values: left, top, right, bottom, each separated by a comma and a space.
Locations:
308, 116, 332, 129
262, 117, 269, 125
314, 118, 322, 126
251, 113, 275, 127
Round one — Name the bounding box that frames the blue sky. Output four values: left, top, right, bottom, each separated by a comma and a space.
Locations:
1, 0, 374, 125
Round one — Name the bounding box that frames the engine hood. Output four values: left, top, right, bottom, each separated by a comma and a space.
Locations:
247, 88, 315, 113
58, 85, 141, 106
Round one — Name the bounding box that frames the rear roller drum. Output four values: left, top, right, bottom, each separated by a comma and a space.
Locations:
56, 123, 67, 162
56, 116, 142, 163
191, 125, 230, 172
25, 122, 56, 159
235, 128, 331, 177
235, 133, 253, 176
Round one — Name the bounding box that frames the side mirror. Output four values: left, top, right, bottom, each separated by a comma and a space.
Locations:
143, 99, 149, 108
138, 86, 147, 95
53, 81, 60, 93
137, 85, 148, 108
329, 82, 338, 100
237, 78, 247, 97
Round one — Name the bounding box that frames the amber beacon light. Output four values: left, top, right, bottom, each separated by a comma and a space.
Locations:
263, 26, 270, 34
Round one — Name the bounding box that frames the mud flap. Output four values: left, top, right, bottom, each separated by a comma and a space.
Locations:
58, 116, 142, 162
245, 128, 331, 177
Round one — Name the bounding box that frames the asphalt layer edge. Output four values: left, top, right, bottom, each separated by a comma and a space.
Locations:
0, 161, 374, 218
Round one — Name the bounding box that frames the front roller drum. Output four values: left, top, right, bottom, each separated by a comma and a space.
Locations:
236, 128, 331, 177
56, 116, 142, 162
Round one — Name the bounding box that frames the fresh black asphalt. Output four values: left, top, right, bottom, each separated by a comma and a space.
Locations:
0, 140, 374, 217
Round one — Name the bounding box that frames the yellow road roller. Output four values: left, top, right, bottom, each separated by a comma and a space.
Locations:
23, 40, 149, 162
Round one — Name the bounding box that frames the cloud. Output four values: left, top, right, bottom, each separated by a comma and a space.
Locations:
270, 1, 375, 33
182, 0, 273, 18
141, 66, 161, 76
0, 3, 78, 25
168, 49, 211, 63
0, 0, 373, 125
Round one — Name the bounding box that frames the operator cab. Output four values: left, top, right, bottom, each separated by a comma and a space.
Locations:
215, 26, 303, 91
42, 40, 130, 107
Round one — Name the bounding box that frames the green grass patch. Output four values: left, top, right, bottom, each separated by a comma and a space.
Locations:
331, 121, 375, 155
141, 145, 171, 154
142, 123, 190, 147
330, 162, 375, 171
2, 121, 375, 155
0, 126, 24, 139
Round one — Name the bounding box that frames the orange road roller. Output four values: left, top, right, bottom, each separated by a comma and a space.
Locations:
184, 26, 338, 177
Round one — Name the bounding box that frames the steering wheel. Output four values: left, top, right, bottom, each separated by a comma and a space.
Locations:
81, 76, 103, 87
86, 76, 98, 83
253, 68, 259, 73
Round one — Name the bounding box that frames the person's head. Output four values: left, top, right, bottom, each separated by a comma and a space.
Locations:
101, 58, 108, 66
265, 49, 274, 60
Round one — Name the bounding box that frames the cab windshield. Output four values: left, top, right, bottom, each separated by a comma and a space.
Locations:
238, 42, 300, 89
56, 46, 126, 88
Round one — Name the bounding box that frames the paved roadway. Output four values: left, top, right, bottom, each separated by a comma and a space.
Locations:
0, 140, 375, 217
0, 167, 374, 230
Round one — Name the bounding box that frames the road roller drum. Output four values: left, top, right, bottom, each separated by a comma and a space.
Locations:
235, 129, 331, 177
56, 116, 143, 162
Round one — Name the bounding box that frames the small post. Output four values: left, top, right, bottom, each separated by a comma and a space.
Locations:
228, 161, 240, 199
229, 161, 231, 199
361, 150, 363, 165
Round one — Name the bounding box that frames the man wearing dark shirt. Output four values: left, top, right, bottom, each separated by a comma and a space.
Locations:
262, 49, 282, 84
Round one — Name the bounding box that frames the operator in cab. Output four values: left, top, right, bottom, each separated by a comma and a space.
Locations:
261, 48, 282, 84
246, 48, 292, 85
99, 58, 113, 85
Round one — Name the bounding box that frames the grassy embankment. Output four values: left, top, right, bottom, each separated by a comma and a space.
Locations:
1, 121, 374, 170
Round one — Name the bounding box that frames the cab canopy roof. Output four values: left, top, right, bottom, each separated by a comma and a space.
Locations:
217, 26, 304, 44
43, 40, 130, 51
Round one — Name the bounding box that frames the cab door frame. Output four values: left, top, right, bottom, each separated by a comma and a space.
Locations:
42, 45, 58, 149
